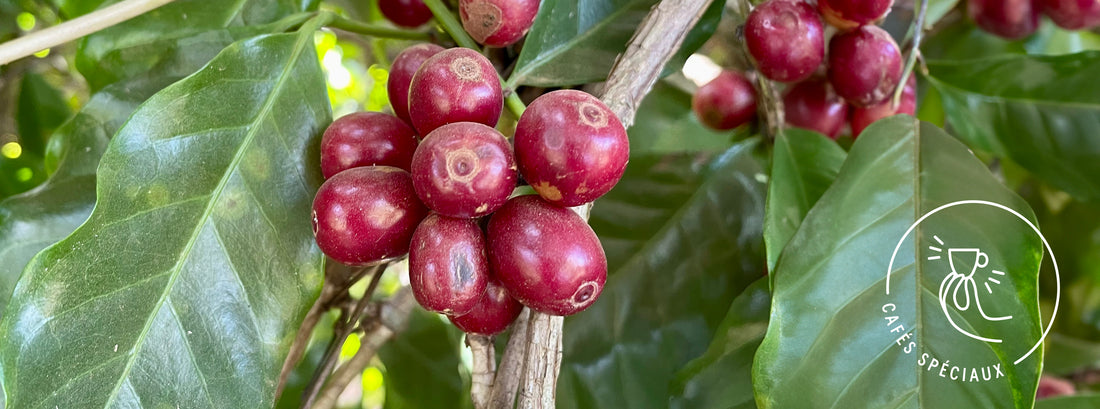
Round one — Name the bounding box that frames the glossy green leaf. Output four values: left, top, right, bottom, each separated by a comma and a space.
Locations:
926, 52, 1100, 201
1025, 23, 1100, 55
754, 116, 1043, 408
559, 140, 768, 409
0, 28, 330, 408
1034, 395, 1100, 409
16, 71, 71, 156
378, 308, 470, 409
627, 80, 736, 157
924, 0, 960, 30
669, 278, 770, 409
763, 128, 846, 274
76, 0, 312, 91
1043, 334, 1100, 375
508, 0, 657, 87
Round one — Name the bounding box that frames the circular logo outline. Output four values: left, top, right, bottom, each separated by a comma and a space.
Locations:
884, 200, 1060, 366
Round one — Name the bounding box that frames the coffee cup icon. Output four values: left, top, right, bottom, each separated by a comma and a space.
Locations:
936, 247, 1012, 343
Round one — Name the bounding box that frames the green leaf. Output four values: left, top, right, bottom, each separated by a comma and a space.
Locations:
921, 22, 1026, 61
1035, 395, 1100, 409
0, 28, 330, 408
508, 0, 658, 87
754, 116, 1043, 408
0, 78, 173, 319
669, 278, 770, 409
627, 81, 735, 157
559, 139, 768, 409
16, 71, 71, 157
924, 0, 960, 30
379, 308, 470, 409
926, 52, 1100, 201
1043, 334, 1100, 375
763, 128, 846, 274
76, 0, 312, 91
1025, 23, 1100, 55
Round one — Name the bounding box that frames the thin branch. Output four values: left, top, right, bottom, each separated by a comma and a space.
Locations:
893, 0, 928, 108
327, 14, 434, 41
489, 308, 530, 409
515, 313, 564, 409
468, 334, 496, 409
0, 0, 179, 66
312, 288, 417, 409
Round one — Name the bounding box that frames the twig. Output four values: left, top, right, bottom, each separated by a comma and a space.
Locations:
0, 0, 178, 66
489, 308, 530, 409
468, 334, 496, 409
327, 14, 434, 41
311, 288, 417, 409
893, 0, 928, 108
515, 313, 564, 409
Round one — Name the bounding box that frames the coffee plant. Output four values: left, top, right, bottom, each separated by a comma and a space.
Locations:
0, 0, 1098, 408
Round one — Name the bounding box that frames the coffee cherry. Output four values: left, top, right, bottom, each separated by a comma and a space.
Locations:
745, 0, 825, 83
818, 0, 893, 30
409, 214, 490, 315
692, 70, 758, 131
311, 167, 429, 265
409, 48, 503, 135
487, 195, 607, 316
411, 122, 517, 218
1043, 0, 1100, 30
389, 44, 446, 125
320, 112, 418, 179
1036, 375, 1076, 399
448, 278, 523, 335
828, 25, 903, 107
459, 0, 540, 47
851, 76, 916, 138
783, 78, 849, 139
379, 0, 434, 28
514, 90, 628, 207
967, 0, 1040, 39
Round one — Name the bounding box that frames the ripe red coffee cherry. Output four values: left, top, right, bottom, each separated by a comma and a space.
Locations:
851, 76, 916, 137
409, 48, 503, 135
320, 112, 418, 179
389, 44, 445, 125
745, 0, 825, 83
967, 0, 1040, 39
692, 70, 758, 131
828, 25, 903, 107
312, 166, 429, 265
409, 214, 490, 315
1043, 0, 1100, 30
411, 122, 517, 218
487, 195, 607, 316
448, 278, 523, 335
514, 90, 628, 206
459, 0, 540, 47
818, 0, 893, 30
379, 0, 434, 28
783, 78, 849, 139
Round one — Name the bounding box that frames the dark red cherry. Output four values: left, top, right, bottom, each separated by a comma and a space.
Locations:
514, 90, 628, 207
409, 214, 490, 316
411, 122, 517, 218
487, 195, 607, 316
851, 76, 916, 138
1042, 0, 1100, 30
692, 70, 758, 131
459, 0, 541, 47
379, 0, 434, 28
311, 166, 429, 265
827, 25, 903, 107
967, 0, 1040, 39
408, 48, 503, 135
818, 0, 893, 30
389, 44, 446, 125
448, 278, 523, 335
744, 0, 826, 83
783, 78, 849, 139
320, 112, 418, 178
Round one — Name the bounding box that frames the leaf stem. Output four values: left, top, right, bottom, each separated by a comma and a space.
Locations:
0, 0, 179, 66
327, 14, 434, 41
893, 0, 928, 109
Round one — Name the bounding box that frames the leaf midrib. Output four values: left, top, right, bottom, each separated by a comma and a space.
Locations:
509, 0, 647, 86
926, 75, 1100, 110
98, 30, 312, 408
911, 119, 925, 409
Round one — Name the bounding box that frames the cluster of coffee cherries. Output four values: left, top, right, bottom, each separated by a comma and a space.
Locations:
378, 0, 541, 48
692, 0, 914, 139
311, 43, 629, 336
968, 0, 1100, 39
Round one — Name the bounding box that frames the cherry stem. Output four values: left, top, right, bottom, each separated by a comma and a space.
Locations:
893, 0, 929, 109
422, 0, 527, 121
327, 14, 434, 41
